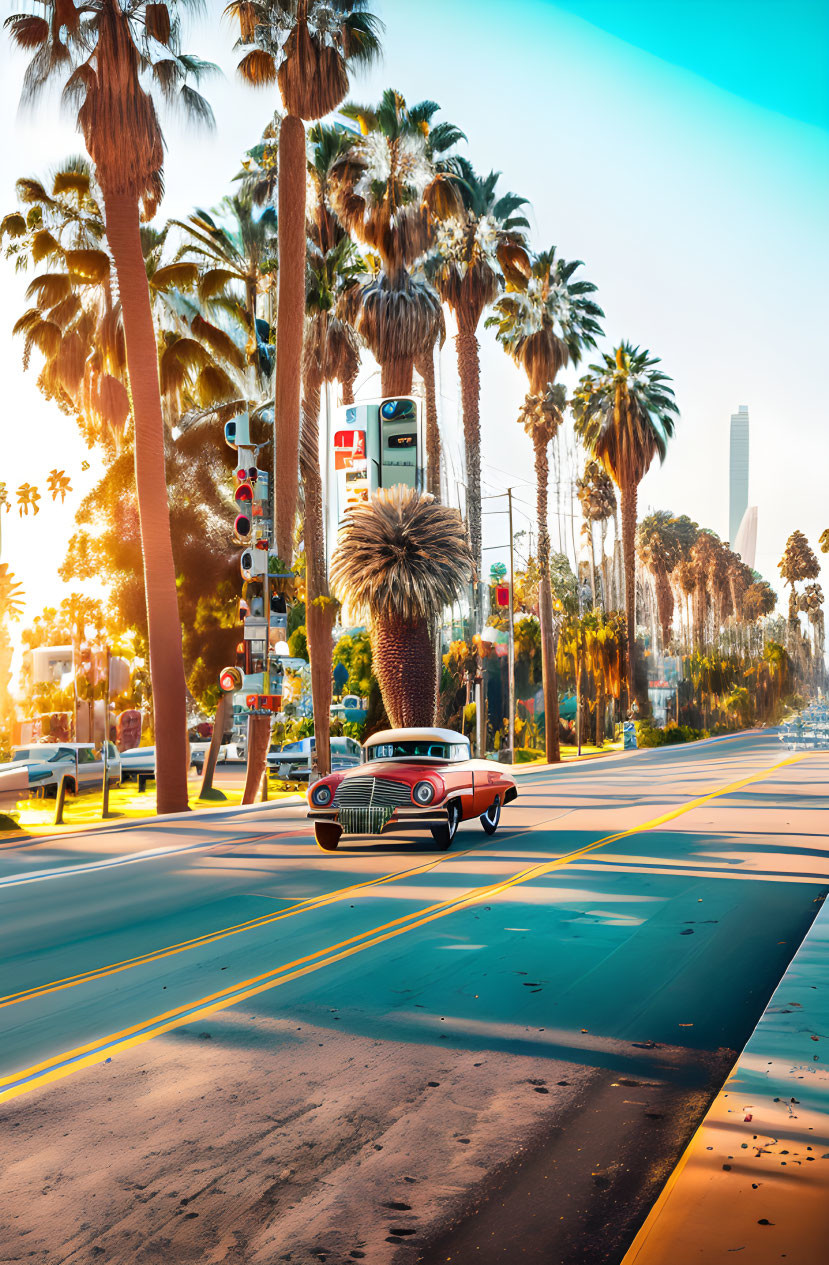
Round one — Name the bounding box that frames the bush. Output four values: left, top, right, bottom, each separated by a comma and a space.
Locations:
514, 747, 545, 763
636, 720, 707, 747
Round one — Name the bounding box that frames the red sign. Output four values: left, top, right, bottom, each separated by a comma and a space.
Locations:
496, 584, 510, 607
334, 429, 366, 470
245, 694, 282, 712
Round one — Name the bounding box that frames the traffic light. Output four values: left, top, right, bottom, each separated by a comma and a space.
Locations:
234, 479, 254, 543
240, 548, 268, 579
224, 412, 251, 449
219, 666, 243, 692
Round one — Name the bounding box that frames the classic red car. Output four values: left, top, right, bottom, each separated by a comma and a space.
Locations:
307, 727, 518, 851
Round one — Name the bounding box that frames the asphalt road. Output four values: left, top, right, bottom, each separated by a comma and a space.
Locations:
1, 733, 827, 1265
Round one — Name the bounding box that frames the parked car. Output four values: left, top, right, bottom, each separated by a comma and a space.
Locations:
268, 735, 362, 781
306, 727, 517, 851
120, 743, 227, 781
0, 743, 121, 800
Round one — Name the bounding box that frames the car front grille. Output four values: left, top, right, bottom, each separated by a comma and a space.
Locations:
333, 776, 412, 808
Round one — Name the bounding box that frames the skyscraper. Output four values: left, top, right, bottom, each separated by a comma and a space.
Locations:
729, 405, 749, 546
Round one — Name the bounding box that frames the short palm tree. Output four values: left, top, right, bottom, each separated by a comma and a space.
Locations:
331, 89, 459, 397
226, 0, 382, 563
518, 383, 566, 761
331, 487, 472, 727
573, 343, 678, 705
428, 158, 530, 592
8, 0, 215, 814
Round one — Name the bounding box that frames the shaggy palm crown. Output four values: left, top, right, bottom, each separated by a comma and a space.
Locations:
331, 485, 473, 624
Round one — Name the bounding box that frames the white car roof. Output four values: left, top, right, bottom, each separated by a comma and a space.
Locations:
364, 728, 468, 748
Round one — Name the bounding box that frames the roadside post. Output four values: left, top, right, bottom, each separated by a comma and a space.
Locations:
101, 647, 111, 819
54, 773, 68, 826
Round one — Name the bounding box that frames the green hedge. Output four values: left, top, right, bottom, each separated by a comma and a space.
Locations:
636, 721, 707, 748
514, 747, 546, 763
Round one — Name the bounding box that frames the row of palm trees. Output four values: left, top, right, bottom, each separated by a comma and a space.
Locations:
11, 0, 804, 799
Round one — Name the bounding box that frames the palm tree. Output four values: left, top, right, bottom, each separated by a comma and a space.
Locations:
226, 0, 382, 564
428, 158, 530, 580
331, 487, 472, 727
517, 384, 567, 762
331, 89, 459, 397
573, 343, 678, 705
637, 511, 697, 648
488, 248, 603, 758
779, 530, 820, 629
4, 159, 131, 453
576, 459, 617, 608
8, 1, 215, 813
161, 195, 278, 381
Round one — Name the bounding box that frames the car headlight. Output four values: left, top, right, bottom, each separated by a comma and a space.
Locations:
311, 783, 332, 807
412, 780, 435, 806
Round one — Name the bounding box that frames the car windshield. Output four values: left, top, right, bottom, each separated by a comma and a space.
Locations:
366, 741, 468, 762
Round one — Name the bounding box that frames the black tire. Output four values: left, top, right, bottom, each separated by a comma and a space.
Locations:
430, 800, 461, 850
315, 822, 343, 852
480, 794, 501, 835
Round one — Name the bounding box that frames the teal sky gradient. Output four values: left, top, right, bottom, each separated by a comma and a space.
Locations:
547, 0, 829, 130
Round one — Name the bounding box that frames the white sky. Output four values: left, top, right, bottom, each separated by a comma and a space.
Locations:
1, 0, 827, 642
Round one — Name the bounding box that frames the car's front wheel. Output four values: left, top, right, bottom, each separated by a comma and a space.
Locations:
480, 794, 501, 835
430, 800, 460, 850
315, 822, 343, 852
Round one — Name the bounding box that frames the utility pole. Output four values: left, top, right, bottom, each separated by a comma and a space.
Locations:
507, 488, 516, 761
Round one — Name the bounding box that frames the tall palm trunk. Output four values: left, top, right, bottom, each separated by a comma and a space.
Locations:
415, 346, 441, 499
587, 521, 597, 607
373, 615, 436, 727
381, 359, 414, 397
600, 519, 610, 610
300, 370, 333, 777
533, 436, 561, 763
613, 506, 623, 608
456, 324, 482, 614
620, 480, 638, 708
102, 190, 189, 814
341, 372, 356, 405
274, 113, 306, 563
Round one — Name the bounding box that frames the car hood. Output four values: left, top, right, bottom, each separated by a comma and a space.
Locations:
346, 760, 449, 782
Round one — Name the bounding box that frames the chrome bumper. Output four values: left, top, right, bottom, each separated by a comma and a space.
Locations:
307, 804, 449, 833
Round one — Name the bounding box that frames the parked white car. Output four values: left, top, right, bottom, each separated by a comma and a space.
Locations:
0, 743, 121, 801
120, 743, 227, 781
267, 735, 362, 781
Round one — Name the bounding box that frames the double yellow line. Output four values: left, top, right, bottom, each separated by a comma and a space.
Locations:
0, 845, 484, 1011
0, 754, 806, 1105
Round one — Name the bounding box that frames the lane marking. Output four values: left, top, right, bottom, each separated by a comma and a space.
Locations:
0, 749, 797, 1011
0, 844, 481, 1010
0, 825, 314, 889
0, 752, 807, 1106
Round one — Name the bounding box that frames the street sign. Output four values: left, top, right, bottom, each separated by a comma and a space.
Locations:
245, 693, 281, 712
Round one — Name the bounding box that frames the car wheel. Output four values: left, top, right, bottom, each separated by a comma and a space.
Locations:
430, 800, 460, 850
315, 822, 343, 852
480, 794, 501, 835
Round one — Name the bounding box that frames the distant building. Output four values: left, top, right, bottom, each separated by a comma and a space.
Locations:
734, 505, 758, 570
729, 405, 749, 546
